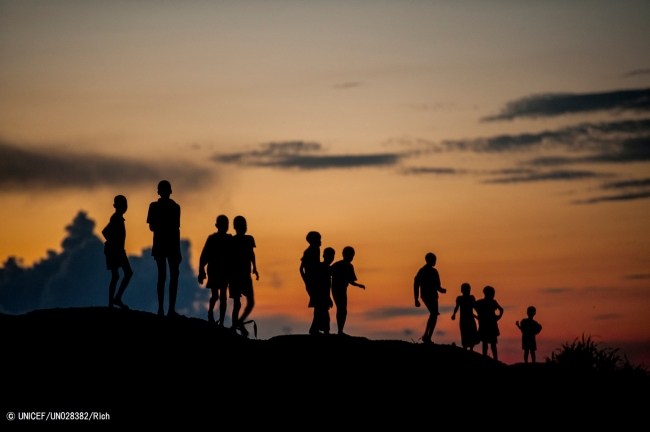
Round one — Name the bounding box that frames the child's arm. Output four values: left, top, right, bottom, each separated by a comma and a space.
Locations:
437, 286, 447, 294
197, 238, 209, 285
413, 277, 421, 307
251, 247, 259, 280
451, 301, 459, 320
516, 320, 521, 330
350, 281, 365, 290
496, 302, 504, 321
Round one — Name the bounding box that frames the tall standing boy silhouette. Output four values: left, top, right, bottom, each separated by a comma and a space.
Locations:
198, 215, 232, 327
414, 253, 447, 344
516, 306, 542, 363
330, 246, 365, 336
147, 180, 181, 317
300, 231, 322, 336
230, 216, 258, 337
102, 195, 133, 309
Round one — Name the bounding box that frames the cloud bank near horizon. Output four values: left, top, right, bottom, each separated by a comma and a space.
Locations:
0, 142, 212, 192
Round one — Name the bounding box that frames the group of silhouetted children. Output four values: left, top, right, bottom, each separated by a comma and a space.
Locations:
103, 181, 541, 357
414, 253, 542, 362
101, 181, 259, 336
300, 232, 365, 336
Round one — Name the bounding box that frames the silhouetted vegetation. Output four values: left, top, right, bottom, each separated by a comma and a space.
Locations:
547, 334, 648, 376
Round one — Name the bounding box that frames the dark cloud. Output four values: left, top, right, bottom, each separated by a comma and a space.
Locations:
540, 287, 574, 294
528, 136, 650, 166
484, 170, 608, 184
482, 88, 650, 121
624, 274, 650, 280
364, 305, 453, 320
594, 313, 623, 320
602, 178, 650, 189
623, 69, 650, 78
0, 212, 208, 317
444, 119, 650, 153
333, 82, 364, 89
400, 167, 463, 175
212, 141, 403, 170
0, 142, 212, 191
573, 190, 650, 204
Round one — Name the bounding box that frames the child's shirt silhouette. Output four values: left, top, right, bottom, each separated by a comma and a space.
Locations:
231, 234, 256, 277
519, 318, 542, 350
301, 245, 321, 299
310, 259, 332, 309
414, 265, 442, 301
456, 294, 478, 347
475, 298, 502, 343
146, 198, 181, 260
331, 260, 357, 298
102, 214, 126, 255
199, 232, 232, 288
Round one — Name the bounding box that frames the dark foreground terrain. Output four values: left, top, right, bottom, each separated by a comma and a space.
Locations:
2, 308, 648, 426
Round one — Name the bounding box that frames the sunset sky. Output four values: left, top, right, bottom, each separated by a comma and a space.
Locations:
1, 1, 649, 364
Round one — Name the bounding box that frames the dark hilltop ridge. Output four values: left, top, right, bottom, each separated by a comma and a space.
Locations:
2, 308, 648, 426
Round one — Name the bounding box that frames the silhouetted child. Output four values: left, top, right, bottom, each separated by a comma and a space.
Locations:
414, 253, 447, 344
331, 246, 365, 336
147, 180, 182, 317
230, 216, 258, 337
300, 231, 322, 335
451, 283, 478, 350
102, 195, 133, 309
475, 286, 504, 361
516, 306, 542, 363
312, 247, 335, 335
198, 215, 232, 327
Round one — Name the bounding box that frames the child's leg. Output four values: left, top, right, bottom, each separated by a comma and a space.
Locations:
208, 289, 217, 322
167, 258, 180, 314
320, 308, 330, 334
109, 268, 120, 307
524, 349, 529, 363
531, 349, 536, 363
114, 262, 133, 304
239, 293, 255, 323
491, 343, 498, 361
218, 288, 228, 327
309, 309, 319, 335
155, 258, 167, 315
425, 313, 438, 341
336, 294, 347, 334
232, 297, 242, 328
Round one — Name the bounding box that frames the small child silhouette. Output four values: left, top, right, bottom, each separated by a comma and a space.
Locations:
313, 247, 335, 335
451, 283, 478, 350
230, 216, 258, 337
414, 253, 447, 344
102, 195, 133, 310
198, 215, 232, 327
475, 286, 503, 361
330, 246, 365, 336
516, 306, 542, 363
300, 231, 322, 336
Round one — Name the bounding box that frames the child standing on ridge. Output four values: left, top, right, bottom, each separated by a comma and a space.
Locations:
230, 216, 258, 337
414, 253, 447, 344
475, 286, 504, 361
300, 231, 322, 335
198, 215, 232, 327
516, 306, 542, 363
314, 247, 335, 335
330, 246, 365, 336
451, 283, 478, 350
102, 195, 133, 310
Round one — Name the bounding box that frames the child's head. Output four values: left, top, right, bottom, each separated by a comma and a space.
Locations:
527, 306, 536, 318
157, 180, 172, 198
461, 283, 471, 295
425, 253, 437, 266
215, 215, 229, 232
306, 231, 321, 247
323, 247, 335, 265
483, 286, 495, 299
342, 246, 355, 262
233, 216, 247, 234
113, 195, 128, 214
